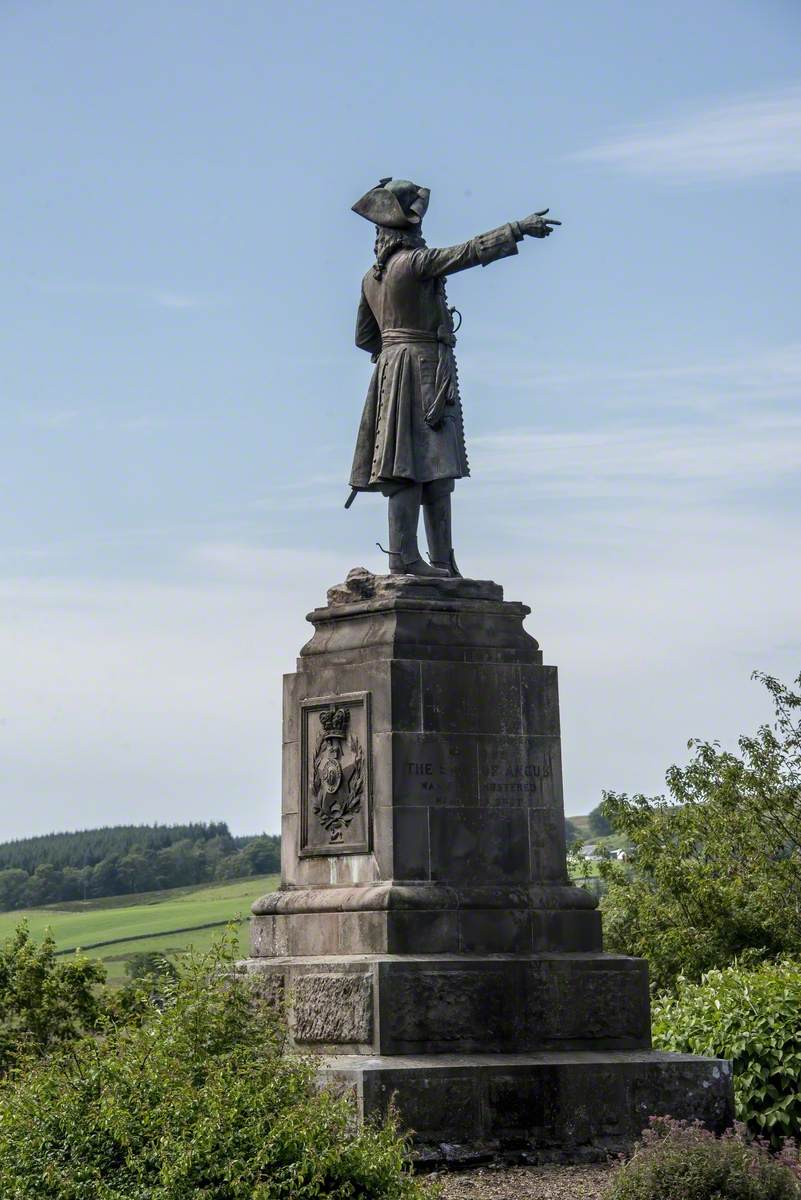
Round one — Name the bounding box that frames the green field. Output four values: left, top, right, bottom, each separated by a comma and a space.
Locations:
0, 874, 279, 986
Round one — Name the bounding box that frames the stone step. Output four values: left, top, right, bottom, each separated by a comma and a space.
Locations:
319, 1050, 733, 1159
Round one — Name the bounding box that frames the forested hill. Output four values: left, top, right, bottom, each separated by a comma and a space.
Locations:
0, 823, 279, 912
0, 823, 234, 874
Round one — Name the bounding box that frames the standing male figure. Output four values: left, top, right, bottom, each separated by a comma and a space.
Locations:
348, 177, 560, 577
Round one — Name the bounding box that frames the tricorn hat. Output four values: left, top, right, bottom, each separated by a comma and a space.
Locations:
351, 177, 430, 229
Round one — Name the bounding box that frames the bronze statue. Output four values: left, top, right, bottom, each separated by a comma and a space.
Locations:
347, 177, 560, 578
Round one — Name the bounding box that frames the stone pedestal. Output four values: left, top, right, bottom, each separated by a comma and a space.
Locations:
242, 570, 732, 1160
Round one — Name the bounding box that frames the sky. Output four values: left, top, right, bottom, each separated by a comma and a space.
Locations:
1, 0, 800, 839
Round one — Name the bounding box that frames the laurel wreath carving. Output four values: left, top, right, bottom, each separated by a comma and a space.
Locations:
311, 732, 365, 843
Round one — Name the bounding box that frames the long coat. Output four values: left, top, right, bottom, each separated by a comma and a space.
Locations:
349, 223, 521, 491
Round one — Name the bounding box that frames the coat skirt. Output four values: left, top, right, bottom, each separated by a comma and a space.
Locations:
349, 339, 469, 489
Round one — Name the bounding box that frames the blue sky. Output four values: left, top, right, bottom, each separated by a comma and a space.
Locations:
1, 0, 799, 838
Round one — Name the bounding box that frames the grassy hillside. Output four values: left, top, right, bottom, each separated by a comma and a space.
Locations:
0, 873, 279, 986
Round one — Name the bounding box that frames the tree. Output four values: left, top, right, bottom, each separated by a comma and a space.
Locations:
0, 870, 28, 912
0, 923, 107, 1074
155, 839, 203, 889
125, 951, 178, 984
239, 836, 281, 875
0, 824, 280, 911
599, 671, 801, 993
586, 802, 613, 838
89, 856, 123, 898
23, 863, 63, 907
118, 852, 158, 894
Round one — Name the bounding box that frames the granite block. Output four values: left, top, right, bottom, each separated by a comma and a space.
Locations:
520, 665, 561, 737
392, 806, 430, 880
321, 1052, 734, 1157
293, 972, 374, 1045
420, 661, 523, 736
428, 808, 530, 883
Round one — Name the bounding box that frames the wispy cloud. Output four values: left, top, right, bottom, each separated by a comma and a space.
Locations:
571, 85, 801, 179
462, 342, 801, 413
472, 412, 801, 499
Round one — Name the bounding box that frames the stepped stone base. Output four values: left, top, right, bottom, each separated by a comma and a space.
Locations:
246, 573, 734, 1159
240, 953, 652, 1055
320, 1051, 733, 1162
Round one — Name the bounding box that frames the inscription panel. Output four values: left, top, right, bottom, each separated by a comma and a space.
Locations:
300, 692, 372, 856
392, 732, 561, 809
392, 733, 476, 805
477, 736, 561, 807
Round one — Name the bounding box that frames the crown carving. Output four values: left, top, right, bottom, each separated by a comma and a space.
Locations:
319, 706, 349, 739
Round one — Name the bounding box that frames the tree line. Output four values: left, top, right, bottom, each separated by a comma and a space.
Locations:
0, 823, 280, 911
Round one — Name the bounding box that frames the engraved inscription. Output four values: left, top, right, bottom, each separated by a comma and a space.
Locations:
478, 737, 561, 808
392, 733, 562, 808
392, 735, 473, 804
403, 745, 461, 793
482, 751, 551, 797
301, 692, 371, 856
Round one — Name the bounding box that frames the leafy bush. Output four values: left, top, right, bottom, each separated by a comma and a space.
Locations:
124, 950, 179, 983
605, 1117, 801, 1200
0, 922, 107, 1074
653, 960, 801, 1142
0, 934, 431, 1199
587, 802, 613, 838
600, 671, 801, 991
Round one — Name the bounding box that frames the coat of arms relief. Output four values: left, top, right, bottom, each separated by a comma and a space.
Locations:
300, 693, 371, 856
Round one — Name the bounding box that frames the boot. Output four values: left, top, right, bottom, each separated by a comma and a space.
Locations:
423, 491, 462, 578
387, 485, 449, 577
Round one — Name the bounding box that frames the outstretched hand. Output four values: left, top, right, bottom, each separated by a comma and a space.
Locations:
519, 208, 561, 238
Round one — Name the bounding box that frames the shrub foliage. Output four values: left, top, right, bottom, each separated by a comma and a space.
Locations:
0, 922, 106, 1074
605, 1117, 801, 1200
599, 671, 801, 991
0, 934, 430, 1199
653, 959, 801, 1142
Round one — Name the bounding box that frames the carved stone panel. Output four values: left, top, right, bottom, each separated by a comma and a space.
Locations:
300, 692, 372, 856
293, 972, 374, 1044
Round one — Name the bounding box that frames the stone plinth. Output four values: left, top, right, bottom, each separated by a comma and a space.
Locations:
241, 570, 733, 1159
321, 1052, 731, 1162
